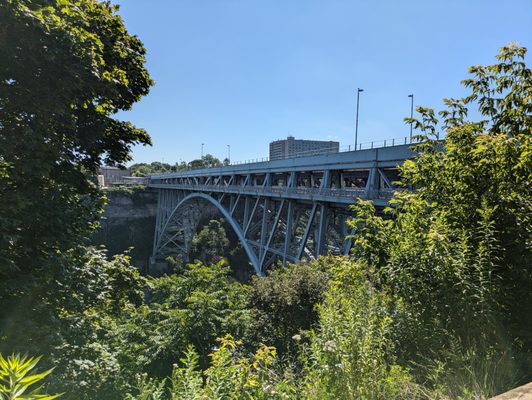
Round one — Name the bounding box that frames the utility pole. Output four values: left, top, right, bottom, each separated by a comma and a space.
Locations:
355, 88, 363, 150
201, 143, 204, 158
227, 144, 231, 163
408, 94, 414, 142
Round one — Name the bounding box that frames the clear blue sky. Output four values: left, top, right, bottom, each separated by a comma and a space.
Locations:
116, 0, 532, 165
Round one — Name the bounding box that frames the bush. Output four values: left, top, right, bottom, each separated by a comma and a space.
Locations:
303, 258, 418, 400
247, 258, 330, 358
116, 261, 251, 380
126, 336, 298, 400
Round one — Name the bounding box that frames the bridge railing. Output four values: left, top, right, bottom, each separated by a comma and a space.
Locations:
228, 135, 419, 166
149, 182, 396, 200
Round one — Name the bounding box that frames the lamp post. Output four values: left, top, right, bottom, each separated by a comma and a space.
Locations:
355, 88, 364, 150
227, 144, 231, 163
408, 94, 414, 142
201, 143, 204, 158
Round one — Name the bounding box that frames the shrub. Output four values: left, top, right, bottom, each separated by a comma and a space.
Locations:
303, 259, 419, 400
247, 258, 330, 358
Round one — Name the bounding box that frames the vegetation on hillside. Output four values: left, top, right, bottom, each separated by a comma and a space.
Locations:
0, 1, 530, 399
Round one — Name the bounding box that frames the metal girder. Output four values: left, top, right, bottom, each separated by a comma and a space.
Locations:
259, 198, 270, 264
153, 192, 263, 275
259, 200, 285, 269
282, 200, 294, 265
377, 168, 394, 189
150, 146, 414, 275
230, 193, 241, 215
244, 197, 261, 235
315, 204, 328, 257
296, 204, 318, 260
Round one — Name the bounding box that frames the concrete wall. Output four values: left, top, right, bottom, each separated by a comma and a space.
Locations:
91, 187, 157, 273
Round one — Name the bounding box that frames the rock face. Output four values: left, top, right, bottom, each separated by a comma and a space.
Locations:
91, 187, 157, 272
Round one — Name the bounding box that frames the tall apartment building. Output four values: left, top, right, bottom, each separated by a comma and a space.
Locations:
269, 136, 339, 160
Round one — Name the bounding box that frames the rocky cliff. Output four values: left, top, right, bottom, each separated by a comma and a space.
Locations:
91, 187, 157, 272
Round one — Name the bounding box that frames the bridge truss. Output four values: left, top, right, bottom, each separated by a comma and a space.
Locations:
149, 144, 413, 275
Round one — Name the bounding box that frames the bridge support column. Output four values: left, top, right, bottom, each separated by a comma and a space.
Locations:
282, 200, 294, 265
365, 167, 380, 197
316, 204, 328, 257
259, 200, 285, 270
297, 204, 318, 260
259, 198, 270, 269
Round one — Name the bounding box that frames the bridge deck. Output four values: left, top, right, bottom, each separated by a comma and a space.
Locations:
150, 144, 414, 179
149, 183, 395, 206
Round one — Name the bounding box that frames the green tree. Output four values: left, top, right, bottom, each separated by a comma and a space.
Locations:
0, 0, 153, 269
171, 161, 188, 172
130, 163, 152, 177
190, 219, 230, 265
148, 162, 172, 173
188, 154, 222, 169
345, 43, 532, 396
130, 155, 224, 176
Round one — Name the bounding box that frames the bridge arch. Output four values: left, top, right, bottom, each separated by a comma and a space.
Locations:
154, 192, 263, 276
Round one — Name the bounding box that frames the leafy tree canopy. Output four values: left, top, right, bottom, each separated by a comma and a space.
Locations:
129, 154, 225, 177
0, 0, 153, 269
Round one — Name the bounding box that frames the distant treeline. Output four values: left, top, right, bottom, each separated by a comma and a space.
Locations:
130, 154, 229, 176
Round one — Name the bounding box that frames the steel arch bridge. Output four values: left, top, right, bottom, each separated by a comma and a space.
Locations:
149, 144, 414, 275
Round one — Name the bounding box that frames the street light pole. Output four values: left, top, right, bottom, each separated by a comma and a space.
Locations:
227, 144, 230, 163
355, 88, 364, 150
408, 94, 414, 142
201, 143, 204, 158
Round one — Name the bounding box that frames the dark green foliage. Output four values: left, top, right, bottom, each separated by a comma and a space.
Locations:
130, 162, 175, 177
1, 248, 252, 400
188, 154, 223, 170
186, 217, 255, 281
0, 0, 153, 269
0, 3, 154, 394
0, 247, 146, 400
190, 220, 230, 265
121, 262, 251, 379
247, 259, 330, 357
